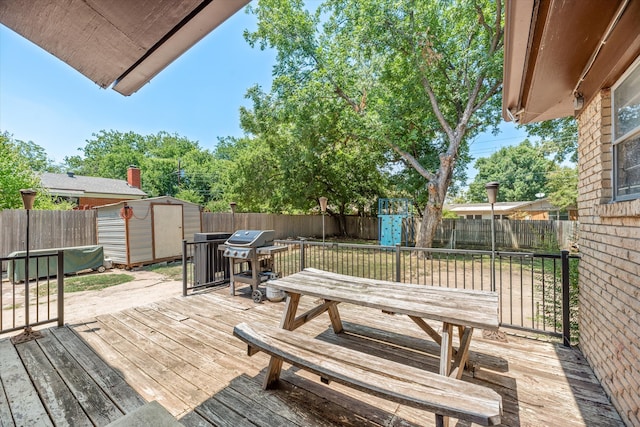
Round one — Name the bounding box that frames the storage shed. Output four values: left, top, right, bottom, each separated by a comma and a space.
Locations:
95, 196, 202, 268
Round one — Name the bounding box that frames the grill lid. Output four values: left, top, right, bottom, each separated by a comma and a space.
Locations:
225, 230, 275, 247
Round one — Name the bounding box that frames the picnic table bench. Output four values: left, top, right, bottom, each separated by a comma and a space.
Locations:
233, 268, 502, 426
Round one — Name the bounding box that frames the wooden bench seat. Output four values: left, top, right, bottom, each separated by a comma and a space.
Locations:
233, 322, 502, 427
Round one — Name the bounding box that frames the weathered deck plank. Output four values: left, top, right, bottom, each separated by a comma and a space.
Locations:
15, 337, 94, 426
0, 339, 52, 426
48, 326, 146, 414
34, 330, 124, 425
72, 320, 187, 414
0, 286, 624, 427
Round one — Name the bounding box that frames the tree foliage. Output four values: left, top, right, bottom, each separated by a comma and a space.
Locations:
0, 132, 72, 210
246, 0, 504, 245
64, 130, 225, 205
546, 166, 578, 210
236, 83, 389, 220
467, 140, 555, 202
522, 117, 578, 163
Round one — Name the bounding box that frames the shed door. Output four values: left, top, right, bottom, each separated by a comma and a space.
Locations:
153, 204, 183, 259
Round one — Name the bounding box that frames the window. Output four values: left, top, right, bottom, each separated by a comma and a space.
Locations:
612, 55, 640, 201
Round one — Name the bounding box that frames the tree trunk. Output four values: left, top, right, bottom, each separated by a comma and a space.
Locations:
336, 213, 348, 236
417, 182, 444, 249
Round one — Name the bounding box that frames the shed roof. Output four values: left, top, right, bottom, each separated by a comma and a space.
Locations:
41, 172, 147, 197
0, 0, 249, 95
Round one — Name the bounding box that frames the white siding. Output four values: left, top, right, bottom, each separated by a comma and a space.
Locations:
96, 206, 127, 264
96, 196, 202, 267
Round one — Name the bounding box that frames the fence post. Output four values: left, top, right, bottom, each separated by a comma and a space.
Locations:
299, 240, 306, 272
57, 250, 64, 327
182, 240, 188, 296
561, 250, 571, 347
395, 244, 401, 282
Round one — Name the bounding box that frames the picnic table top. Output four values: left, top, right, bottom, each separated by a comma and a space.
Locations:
267, 268, 500, 330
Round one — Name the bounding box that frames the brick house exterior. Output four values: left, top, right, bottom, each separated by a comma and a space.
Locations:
503, 1, 640, 425
577, 90, 640, 425
41, 166, 147, 209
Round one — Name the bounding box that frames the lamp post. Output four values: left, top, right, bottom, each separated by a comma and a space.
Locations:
12, 189, 40, 344
230, 202, 237, 232
485, 182, 499, 292
319, 197, 328, 245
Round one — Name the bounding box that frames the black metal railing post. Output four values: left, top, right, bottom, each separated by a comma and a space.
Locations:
299, 240, 306, 272
561, 250, 571, 347
182, 239, 188, 296
395, 244, 401, 282
57, 251, 64, 327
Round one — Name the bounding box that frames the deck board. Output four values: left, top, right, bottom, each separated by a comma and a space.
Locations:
0, 286, 624, 427
0, 339, 52, 426
16, 337, 94, 426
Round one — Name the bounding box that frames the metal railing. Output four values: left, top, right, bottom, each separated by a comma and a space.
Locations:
1, 251, 64, 334
182, 240, 230, 296
272, 240, 578, 346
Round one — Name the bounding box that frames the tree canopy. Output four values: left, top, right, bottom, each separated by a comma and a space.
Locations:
467, 139, 578, 213
64, 130, 227, 208
522, 117, 578, 163
0, 132, 72, 210
545, 166, 578, 210
246, 0, 504, 246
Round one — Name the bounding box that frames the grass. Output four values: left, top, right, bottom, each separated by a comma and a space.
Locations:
143, 262, 184, 281
37, 273, 134, 295
64, 274, 134, 292
274, 243, 495, 285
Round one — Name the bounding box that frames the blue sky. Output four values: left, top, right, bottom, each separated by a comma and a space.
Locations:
0, 5, 527, 180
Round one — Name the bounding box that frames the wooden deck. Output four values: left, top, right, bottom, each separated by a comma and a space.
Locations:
0, 286, 624, 426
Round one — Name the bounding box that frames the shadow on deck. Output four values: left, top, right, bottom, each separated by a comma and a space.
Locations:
0, 286, 623, 426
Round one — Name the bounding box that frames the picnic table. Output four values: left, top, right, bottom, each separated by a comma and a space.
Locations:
233, 268, 502, 426
265, 268, 499, 379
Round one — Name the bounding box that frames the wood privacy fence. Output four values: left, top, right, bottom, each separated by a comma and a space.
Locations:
201, 213, 378, 240
428, 218, 579, 250
0, 209, 577, 259
0, 210, 97, 258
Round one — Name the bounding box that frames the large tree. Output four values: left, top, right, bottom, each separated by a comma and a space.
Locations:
246, 0, 504, 247
467, 140, 556, 202
237, 83, 389, 231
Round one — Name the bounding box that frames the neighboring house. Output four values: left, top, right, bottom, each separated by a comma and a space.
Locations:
447, 198, 577, 220
503, 1, 640, 426
40, 166, 147, 209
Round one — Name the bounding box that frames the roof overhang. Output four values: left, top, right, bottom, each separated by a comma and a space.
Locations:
503, 0, 640, 124
0, 0, 249, 96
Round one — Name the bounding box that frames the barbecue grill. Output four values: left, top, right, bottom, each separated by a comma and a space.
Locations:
222, 230, 287, 302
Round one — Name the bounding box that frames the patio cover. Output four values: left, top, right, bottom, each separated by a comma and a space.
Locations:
0, 0, 249, 96
503, 0, 640, 123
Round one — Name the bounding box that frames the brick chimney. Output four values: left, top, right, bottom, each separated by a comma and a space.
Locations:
127, 166, 141, 189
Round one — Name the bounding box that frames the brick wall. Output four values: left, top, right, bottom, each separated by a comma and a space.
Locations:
77, 197, 131, 209
577, 90, 640, 427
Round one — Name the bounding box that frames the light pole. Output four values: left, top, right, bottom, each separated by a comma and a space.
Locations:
12, 189, 41, 344
319, 197, 328, 245
485, 182, 499, 292
230, 202, 237, 232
